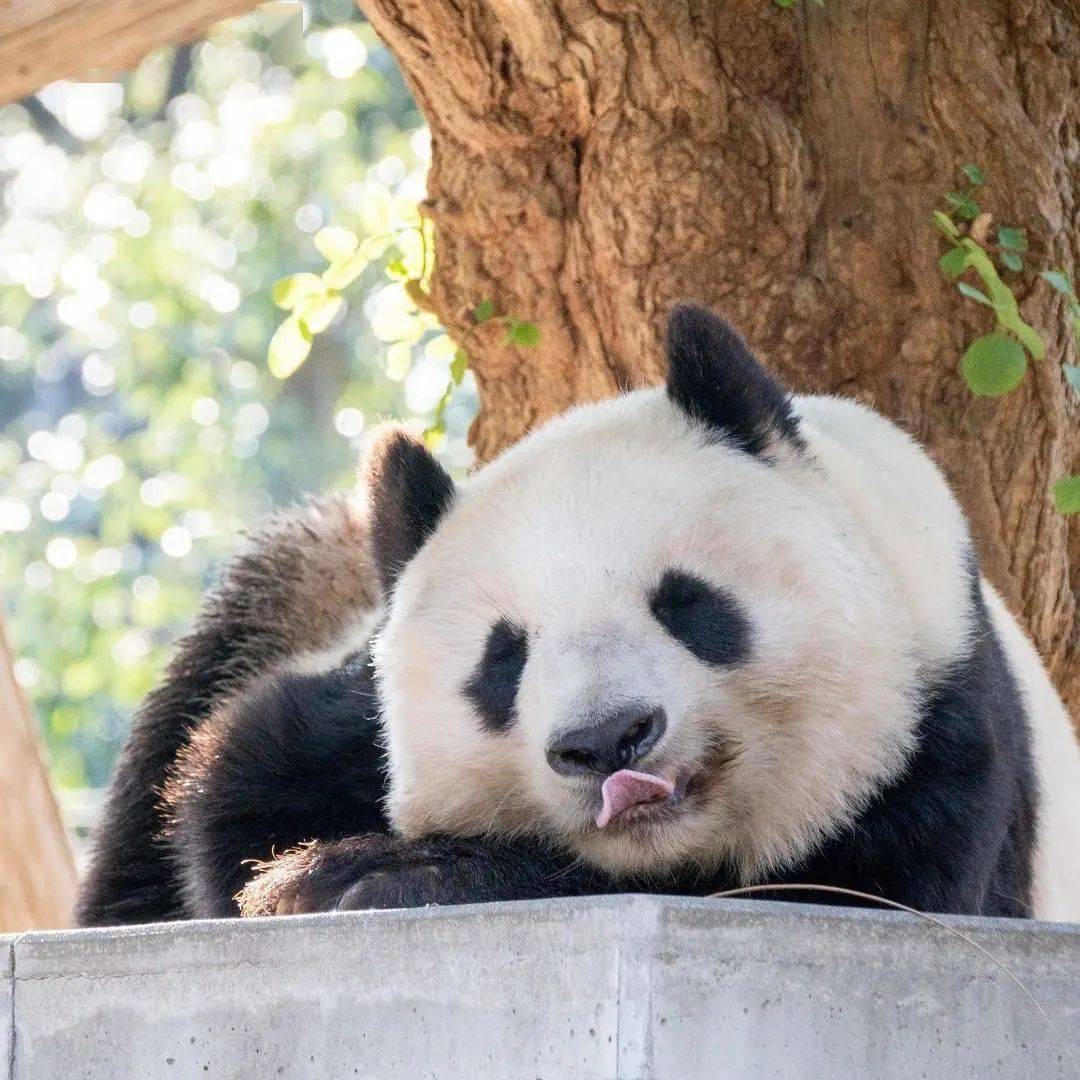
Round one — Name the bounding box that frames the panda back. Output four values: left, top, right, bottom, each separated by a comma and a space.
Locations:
983, 584, 1080, 921
795, 394, 1080, 918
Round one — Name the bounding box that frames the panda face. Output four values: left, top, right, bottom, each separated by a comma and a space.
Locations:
370, 307, 926, 882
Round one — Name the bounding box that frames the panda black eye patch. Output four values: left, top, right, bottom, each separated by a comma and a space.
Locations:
648, 570, 753, 666
464, 618, 529, 732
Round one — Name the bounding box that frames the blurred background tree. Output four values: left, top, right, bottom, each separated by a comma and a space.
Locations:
0, 1, 469, 846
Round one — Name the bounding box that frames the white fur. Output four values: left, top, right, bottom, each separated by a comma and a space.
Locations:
370, 386, 1080, 915
286, 608, 382, 676
982, 586, 1080, 920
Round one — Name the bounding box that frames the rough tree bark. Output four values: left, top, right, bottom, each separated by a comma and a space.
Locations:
358, 0, 1080, 722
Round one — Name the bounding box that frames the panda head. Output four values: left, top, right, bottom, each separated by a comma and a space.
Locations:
368, 304, 919, 882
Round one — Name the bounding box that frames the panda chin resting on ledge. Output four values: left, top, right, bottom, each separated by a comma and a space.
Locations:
77, 303, 1080, 927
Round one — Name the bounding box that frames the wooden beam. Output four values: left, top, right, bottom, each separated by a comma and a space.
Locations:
0, 614, 77, 931
0, 0, 266, 105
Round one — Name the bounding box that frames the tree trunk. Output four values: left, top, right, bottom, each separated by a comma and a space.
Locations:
358, 0, 1080, 721
0, 615, 76, 931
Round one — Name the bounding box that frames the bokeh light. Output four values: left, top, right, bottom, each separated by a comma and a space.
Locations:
0, 3, 477, 838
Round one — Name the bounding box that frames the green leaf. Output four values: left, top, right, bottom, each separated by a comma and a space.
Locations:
450, 347, 468, 384
996, 227, 1027, 252
268, 316, 313, 379
999, 252, 1024, 273
296, 293, 343, 334
932, 211, 960, 239
957, 281, 993, 307
938, 247, 968, 279
313, 227, 359, 263
1013, 321, 1044, 360
424, 334, 458, 362
423, 374, 456, 448
960, 333, 1027, 397
322, 250, 372, 290
422, 422, 447, 452
361, 234, 394, 259
271, 273, 323, 311
505, 320, 541, 348
774, 0, 796, 8
994, 306, 1044, 359
1052, 475, 1080, 514
961, 163, 986, 186
474, 299, 495, 323
955, 239, 1045, 358
434, 382, 454, 417
1041, 269, 1074, 296
1063, 364, 1080, 396
983, 273, 1014, 311
946, 192, 980, 222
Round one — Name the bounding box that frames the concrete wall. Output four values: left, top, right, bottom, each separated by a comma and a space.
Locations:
2, 896, 1078, 1079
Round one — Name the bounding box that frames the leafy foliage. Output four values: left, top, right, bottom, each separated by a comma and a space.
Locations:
268, 218, 543, 448
934, 167, 1043, 389
960, 335, 1027, 397
960, 163, 987, 186
934, 164, 1080, 512
1052, 475, 1080, 515
0, 7, 477, 801
1040, 268, 1080, 347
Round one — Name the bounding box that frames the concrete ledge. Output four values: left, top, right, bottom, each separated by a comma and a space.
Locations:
3, 896, 1079, 1079
1, 939, 11, 1080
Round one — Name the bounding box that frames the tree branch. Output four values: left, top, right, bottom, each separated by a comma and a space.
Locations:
0, 0, 263, 105
21, 95, 84, 154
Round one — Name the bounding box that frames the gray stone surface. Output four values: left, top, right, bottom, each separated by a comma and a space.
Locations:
2, 896, 1079, 1079
646, 901, 1080, 1080
1, 938, 12, 1080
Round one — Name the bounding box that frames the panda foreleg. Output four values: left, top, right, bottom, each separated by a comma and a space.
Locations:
236, 833, 616, 915
165, 653, 391, 918
167, 652, 612, 916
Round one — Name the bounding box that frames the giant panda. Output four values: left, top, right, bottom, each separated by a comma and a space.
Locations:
76, 304, 1080, 927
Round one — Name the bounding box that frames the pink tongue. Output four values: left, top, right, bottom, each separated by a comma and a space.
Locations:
596, 770, 675, 828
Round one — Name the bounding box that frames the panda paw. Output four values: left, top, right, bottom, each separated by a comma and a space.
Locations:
237, 833, 497, 916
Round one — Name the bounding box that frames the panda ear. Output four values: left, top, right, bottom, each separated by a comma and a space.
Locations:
365, 428, 456, 593
665, 302, 803, 456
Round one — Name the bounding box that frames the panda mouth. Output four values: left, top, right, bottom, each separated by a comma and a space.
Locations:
595, 768, 692, 829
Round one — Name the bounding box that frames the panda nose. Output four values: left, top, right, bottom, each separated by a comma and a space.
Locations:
545, 706, 667, 778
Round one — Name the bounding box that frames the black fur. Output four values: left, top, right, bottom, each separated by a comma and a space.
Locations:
648, 569, 754, 666
237, 834, 611, 917
765, 568, 1039, 916
367, 429, 455, 593
124, 561, 1038, 921
165, 652, 389, 917
463, 619, 529, 732
76, 495, 377, 927
665, 302, 803, 455
78, 433, 1040, 923
164, 646, 608, 917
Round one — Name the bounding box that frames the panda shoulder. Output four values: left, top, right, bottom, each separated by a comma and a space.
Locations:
791, 394, 973, 668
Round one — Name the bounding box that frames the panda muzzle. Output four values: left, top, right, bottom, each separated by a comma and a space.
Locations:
596, 770, 676, 828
